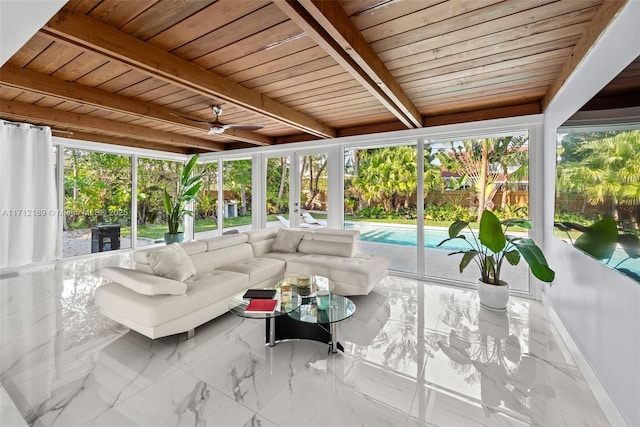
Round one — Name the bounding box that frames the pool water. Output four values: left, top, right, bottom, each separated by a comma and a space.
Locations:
346, 222, 640, 282
345, 222, 470, 251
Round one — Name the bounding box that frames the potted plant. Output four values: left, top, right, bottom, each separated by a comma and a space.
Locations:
438, 210, 555, 311
163, 154, 204, 244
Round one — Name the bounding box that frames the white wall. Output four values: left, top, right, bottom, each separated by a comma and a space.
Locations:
0, 0, 66, 67
543, 2, 640, 425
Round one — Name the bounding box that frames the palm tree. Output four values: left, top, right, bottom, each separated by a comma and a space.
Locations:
572, 131, 640, 219
491, 135, 528, 209
436, 139, 502, 223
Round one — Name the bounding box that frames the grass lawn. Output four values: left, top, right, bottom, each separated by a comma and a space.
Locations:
75, 212, 537, 240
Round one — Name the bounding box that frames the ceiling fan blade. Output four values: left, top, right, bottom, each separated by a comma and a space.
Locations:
223, 124, 264, 131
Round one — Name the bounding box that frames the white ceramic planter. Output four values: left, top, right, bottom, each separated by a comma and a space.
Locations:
477, 278, 509, 311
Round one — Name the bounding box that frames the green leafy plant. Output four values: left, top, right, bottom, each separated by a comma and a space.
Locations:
163, 155, 204, 235
438, 210, 555, 285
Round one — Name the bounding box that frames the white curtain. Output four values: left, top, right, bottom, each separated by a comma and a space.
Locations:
0, 121, 57, 269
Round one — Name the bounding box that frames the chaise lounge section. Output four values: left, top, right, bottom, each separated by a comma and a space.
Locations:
95, 228, 389, 339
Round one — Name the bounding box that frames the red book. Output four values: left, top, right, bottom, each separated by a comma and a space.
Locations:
245, 298, 278, 313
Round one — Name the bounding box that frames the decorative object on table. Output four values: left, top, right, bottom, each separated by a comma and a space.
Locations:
438, 210, 555, 311
280, 283, 292, 303
316, 289, 330, 310
295, 274, 311, 296
242, 289, 276, 299
163, 154, 204, 244
297, 274, 311, 286
245, 298, 278, 314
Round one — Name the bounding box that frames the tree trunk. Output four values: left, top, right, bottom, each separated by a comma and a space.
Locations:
477, 141, 489, 223
240, 184, 247, 216
276, 158, 287, 212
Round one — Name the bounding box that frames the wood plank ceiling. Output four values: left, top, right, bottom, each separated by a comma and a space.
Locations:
0, 0, 631, 154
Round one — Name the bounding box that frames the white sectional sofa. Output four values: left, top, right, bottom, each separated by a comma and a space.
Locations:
95, 228, 389, 339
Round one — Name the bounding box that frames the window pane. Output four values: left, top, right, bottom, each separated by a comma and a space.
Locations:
555, 127, 640, 284
223, 159, 252, 232
300, 153, 328, 225
63, 149, 132, 257
266, 156, 289, 229
344, 144, 418, 274
136, 157, 182, 246
425, 133, 531, 292
194, 162, 219, 239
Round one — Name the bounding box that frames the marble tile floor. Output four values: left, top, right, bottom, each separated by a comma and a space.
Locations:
1, 253, 611, 426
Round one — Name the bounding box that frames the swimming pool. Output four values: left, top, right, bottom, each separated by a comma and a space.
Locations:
346, 222, 640, 282
345, 222, 470, 251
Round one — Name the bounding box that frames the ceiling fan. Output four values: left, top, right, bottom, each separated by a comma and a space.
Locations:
179, 105, 264, 135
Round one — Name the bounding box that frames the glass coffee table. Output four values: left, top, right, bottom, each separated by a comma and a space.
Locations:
286, 292, 356, 353
228, 288, 301, 347
229, 274, 356, 353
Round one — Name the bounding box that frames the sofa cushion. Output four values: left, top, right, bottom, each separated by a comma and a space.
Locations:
190, 243, 254, 272
202, 233, 248, 251
218, 257, 285, 286
133, 240, 207, 264
261, 252, 304, 262
146, 243, 196, 282
95, 270, 249, 327
246, 228, 278, 243
98, 267, 187, 295
271, 228, 305, 253
297, 239, 355, 258
286, 253, 389, 290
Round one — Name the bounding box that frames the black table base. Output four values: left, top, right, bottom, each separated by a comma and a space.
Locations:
265, 314, 344, 353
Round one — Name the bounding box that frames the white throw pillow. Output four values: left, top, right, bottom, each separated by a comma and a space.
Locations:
146, 243, 197, 282
271, 228, 305, 253
99, 267, 187, 295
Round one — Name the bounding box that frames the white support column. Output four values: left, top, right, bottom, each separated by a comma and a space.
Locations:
130, 154, 138, 249
327, 146, 342, 229
56, 144, 64, 260
417, 139, 425, 277
252, 153, 264, 230
217, 158, 224, 235
290, 152, 301, 228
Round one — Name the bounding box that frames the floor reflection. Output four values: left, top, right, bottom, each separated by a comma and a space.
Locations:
0, 255, 610, 426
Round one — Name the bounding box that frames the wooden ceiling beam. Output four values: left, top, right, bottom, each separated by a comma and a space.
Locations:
274, 0, 422, 128
0, 64, 274, 147
542, 0, 628, 110
52, 130, 193, 154
0, 100, 225, 151
41, 8, 336, 138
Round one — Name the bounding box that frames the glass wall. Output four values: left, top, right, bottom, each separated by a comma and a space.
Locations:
194, 162, 219, 239
222, 158, 252, 232
300, 152, 328, 226
266, 155, 290, 228
136, 157, 181, 246
62, 149, 132, 257
425, 133, 531, 292
555, 126, 640, 284
344, 143, 418, 274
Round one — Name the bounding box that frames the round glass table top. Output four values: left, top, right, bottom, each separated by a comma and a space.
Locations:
228, 289, 301, 319
288, 294, 356, 325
